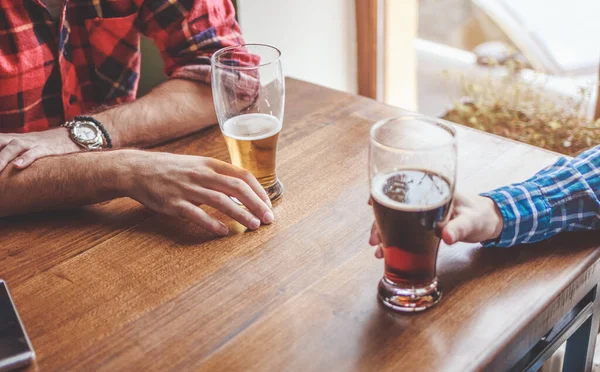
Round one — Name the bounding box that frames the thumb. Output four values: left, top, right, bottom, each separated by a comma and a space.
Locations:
441, 214, 472, 245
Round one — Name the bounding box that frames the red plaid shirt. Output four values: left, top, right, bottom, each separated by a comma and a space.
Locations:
0, 0, 243, 133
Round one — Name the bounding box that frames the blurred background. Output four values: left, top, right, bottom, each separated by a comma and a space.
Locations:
231, 0, 599, 158
140, 0, 598, 118
138, 0, 600, 156
139, 0, 600, 156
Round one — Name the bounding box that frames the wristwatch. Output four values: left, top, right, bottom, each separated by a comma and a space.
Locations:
62, 116, 113, 150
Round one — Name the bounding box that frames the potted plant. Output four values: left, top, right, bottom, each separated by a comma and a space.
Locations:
441, 60, 599, 156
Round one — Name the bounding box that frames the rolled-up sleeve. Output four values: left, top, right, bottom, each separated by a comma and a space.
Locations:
134, 0, 244, 84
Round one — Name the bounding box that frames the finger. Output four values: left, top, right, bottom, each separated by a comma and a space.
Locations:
209, 160, 272, 207
0, 139, 28, 171
369, 224, 381, 246
14, 147, 50, 169
435, 215, 451, 237
0, 135, 15, 148
209, 174, 274, 225
197, 189, 262, 230
441, 214, 472, 245
177, 202, 229, 236
374, 244, 384, 259
449, 200, 459, 218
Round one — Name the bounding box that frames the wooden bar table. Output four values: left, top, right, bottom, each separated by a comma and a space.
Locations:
2, 79, 600, 371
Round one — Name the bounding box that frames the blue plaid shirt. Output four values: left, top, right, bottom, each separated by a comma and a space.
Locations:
481, 145, 600, 247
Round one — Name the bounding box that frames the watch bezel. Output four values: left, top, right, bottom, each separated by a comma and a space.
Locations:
72, 121, 103, 145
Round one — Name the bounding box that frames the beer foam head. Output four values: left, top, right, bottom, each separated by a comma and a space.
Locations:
222, 113, 282, 141
371, 170, 452, 210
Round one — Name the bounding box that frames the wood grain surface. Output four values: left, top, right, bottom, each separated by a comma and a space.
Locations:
2, 79, 600, 371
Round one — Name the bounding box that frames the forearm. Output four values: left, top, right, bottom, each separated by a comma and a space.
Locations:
482, 146, 600, 247
94, 79, 217, 148
0, 151, 127, 217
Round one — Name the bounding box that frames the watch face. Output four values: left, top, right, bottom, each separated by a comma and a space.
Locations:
73, 122, 101, 144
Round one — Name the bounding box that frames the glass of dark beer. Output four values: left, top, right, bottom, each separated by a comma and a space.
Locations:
369, 115, 457, 312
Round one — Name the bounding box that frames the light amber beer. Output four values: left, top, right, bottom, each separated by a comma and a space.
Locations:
222, 113, 282, 188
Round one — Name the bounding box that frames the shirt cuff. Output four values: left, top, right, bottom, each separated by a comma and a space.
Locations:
480, 181, 551, 247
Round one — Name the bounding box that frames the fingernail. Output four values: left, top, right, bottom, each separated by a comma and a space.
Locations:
263, 211, 275, 224
369, 235, 377, 246
14, 159, 23, 167
447, 230, 455, 243
218, 224, 229, 236
249, 217, 261, 230
266, 198, 272, 208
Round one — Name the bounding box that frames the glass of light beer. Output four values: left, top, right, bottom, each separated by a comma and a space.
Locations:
369, 115, 457, 312
211, 44, 284, 202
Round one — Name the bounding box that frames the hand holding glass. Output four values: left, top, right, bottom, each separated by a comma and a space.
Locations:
370, 115, 457, 312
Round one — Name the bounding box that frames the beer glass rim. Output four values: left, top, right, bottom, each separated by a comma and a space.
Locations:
211, 43, 282, 71
370, 114, 456, 152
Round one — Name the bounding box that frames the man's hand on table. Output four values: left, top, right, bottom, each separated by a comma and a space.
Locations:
0, 128, 80, 171
117, 150, 274, 235
369, 194, 504, 258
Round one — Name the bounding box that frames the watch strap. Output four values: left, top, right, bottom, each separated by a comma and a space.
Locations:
71, 115, 113, 149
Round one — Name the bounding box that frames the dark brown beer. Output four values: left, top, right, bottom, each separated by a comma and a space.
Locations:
372, 169, 452, 286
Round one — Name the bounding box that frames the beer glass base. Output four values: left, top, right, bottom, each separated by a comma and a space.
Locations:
230, 179, 283, 206
265, 178, 284, 202
378, 277, 441, 313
